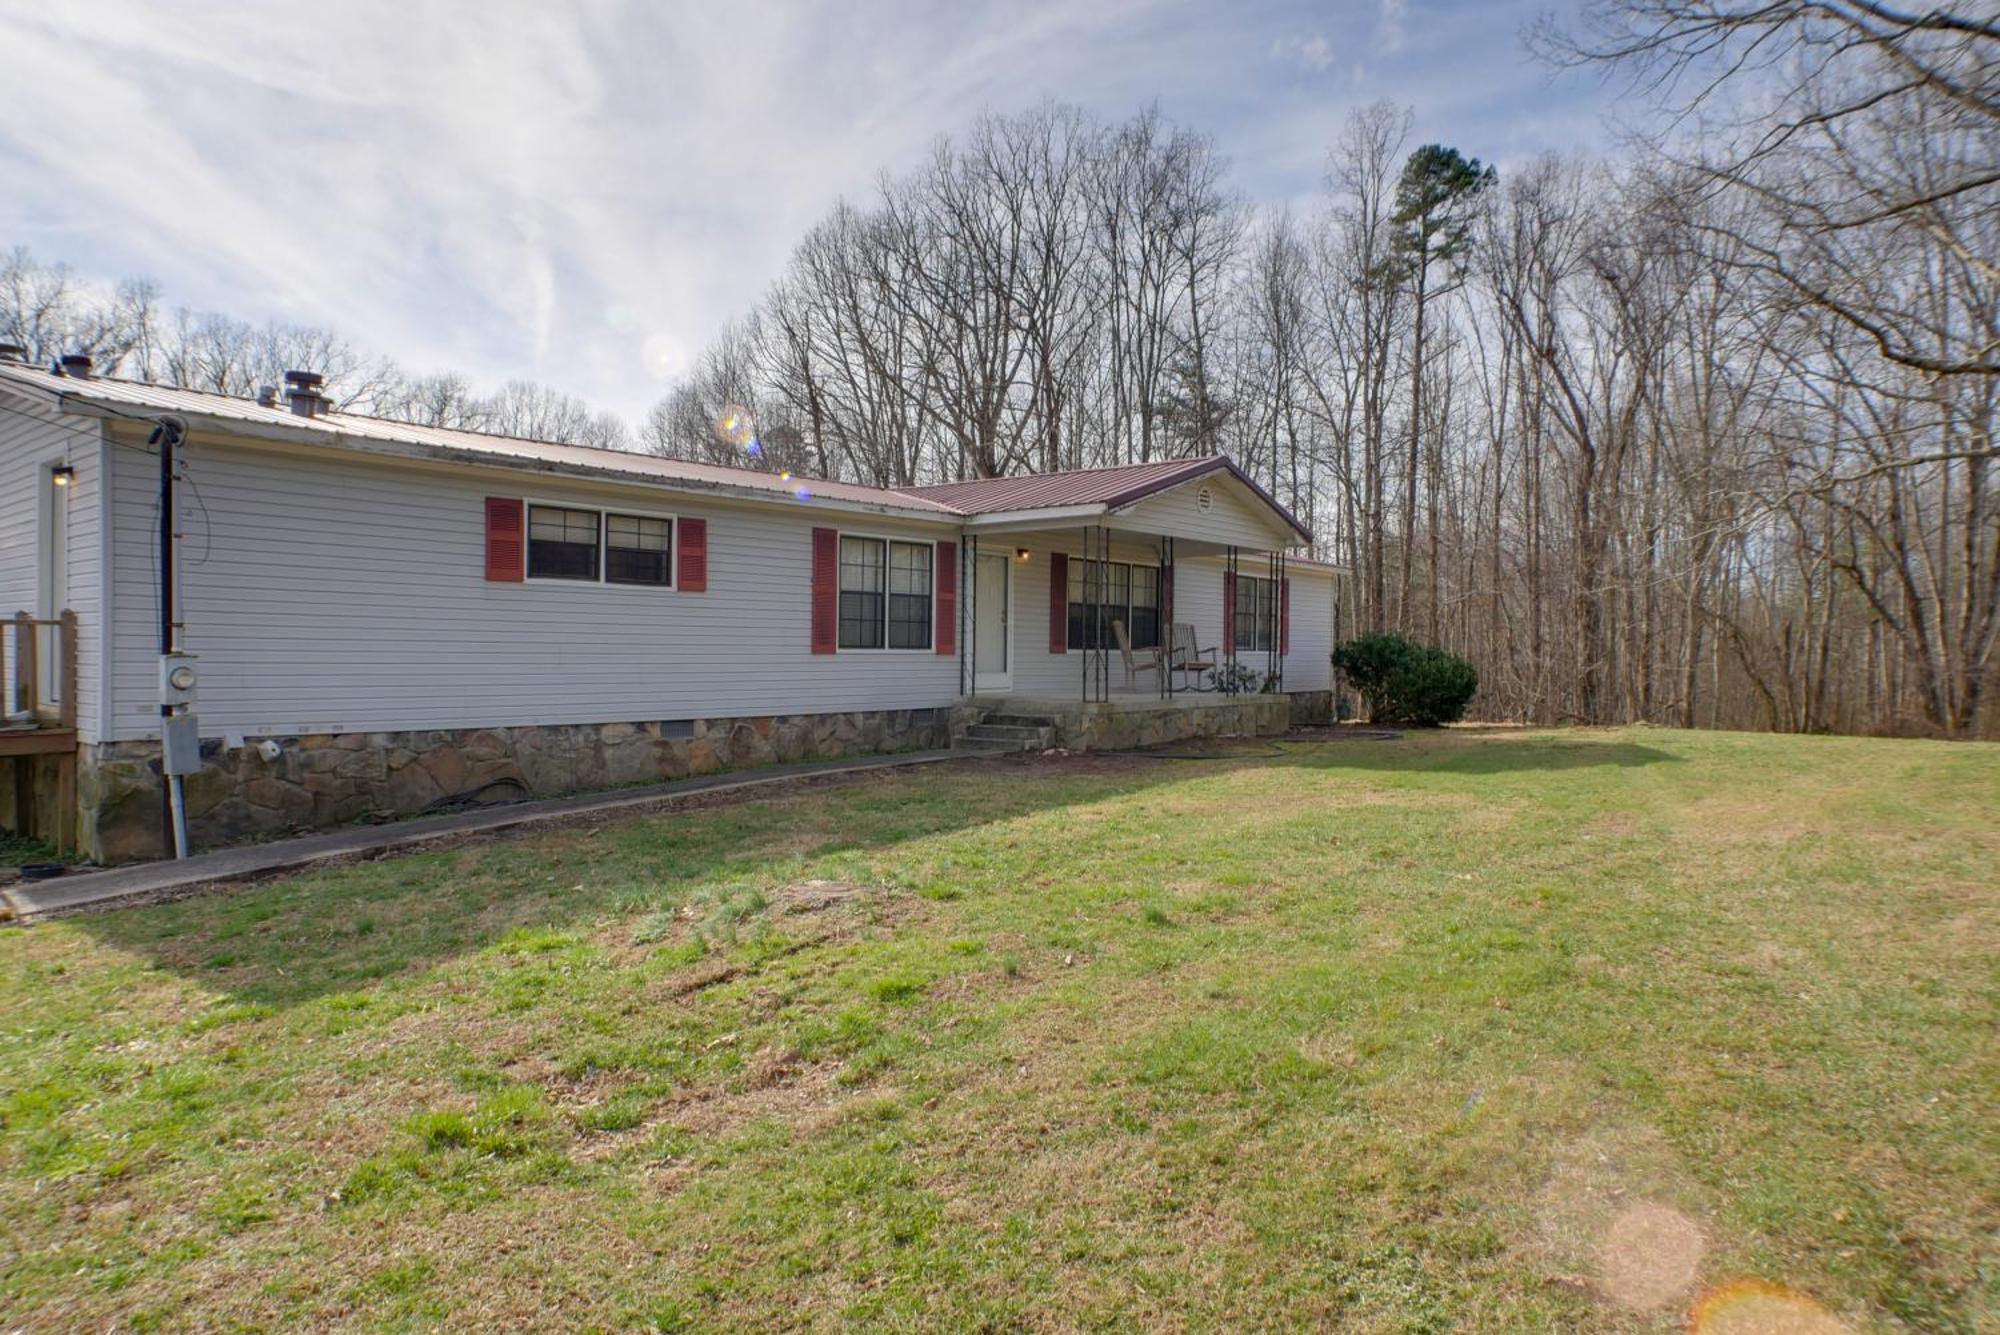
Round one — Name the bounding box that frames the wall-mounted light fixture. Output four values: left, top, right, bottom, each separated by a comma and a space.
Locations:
50, 464, 75, 488
1015, 547, 1031, 562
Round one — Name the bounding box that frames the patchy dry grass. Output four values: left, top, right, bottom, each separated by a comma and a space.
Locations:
1, 727, 1994, 1332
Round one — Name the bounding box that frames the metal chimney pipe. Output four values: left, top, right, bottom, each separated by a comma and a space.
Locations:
283, 369, 324, 418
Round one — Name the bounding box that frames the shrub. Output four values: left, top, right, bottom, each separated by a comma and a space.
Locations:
1212, 662, 1264, 696
1331, 633, 1478, 726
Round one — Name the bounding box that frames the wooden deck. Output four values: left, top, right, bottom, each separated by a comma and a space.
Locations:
4, 611, 80, 854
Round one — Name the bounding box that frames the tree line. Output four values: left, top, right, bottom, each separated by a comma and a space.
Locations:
5, 1, 1992, 737
0, 249, 632, 451
649, 1, 1996, 738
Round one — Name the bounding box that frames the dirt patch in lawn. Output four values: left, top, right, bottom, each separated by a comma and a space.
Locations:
770, 879, 867, 913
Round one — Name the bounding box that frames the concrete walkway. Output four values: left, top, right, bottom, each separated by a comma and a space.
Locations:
2, 748, 978, 921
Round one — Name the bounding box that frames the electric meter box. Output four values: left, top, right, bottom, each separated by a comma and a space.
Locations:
162, 714, 202, 776
160, 654, 198, 707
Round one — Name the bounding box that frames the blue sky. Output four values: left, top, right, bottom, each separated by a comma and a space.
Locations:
0, 0, 1612, 419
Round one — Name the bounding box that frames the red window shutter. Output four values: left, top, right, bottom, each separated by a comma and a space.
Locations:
934, 541, 957, 655
810, 527, 838, 655
677, 517, 708, 592
484, 497, 523, 582
1049, 551, 1068, 654
1281, 577, 1291, 655
1222, 571, 1235, 654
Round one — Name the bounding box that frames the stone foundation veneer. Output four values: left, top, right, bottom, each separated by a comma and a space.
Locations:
79, 709, 953, 864
1038, 695, 1291, 751
1287, 690, 1334, 725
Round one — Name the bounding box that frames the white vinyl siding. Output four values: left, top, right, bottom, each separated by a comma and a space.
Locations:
1281, 570, 1336, 692
0, 392, 104, 741
103, 437, 956, 739
1115, 474, 1300, 552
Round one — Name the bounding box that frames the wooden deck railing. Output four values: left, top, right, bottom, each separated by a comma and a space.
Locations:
2, 610, 80, 854
3, 610, 78, 729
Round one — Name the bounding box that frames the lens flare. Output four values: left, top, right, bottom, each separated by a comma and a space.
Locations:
713, 404, 757, 452
1598, 1201, 1704, 1312
1691, 1280, 1848, 1333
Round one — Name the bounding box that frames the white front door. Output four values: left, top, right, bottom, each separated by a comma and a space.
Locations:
973, 550, 1012, 692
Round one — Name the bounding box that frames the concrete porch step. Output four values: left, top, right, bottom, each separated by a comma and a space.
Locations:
949, 710, 1059, 754
979, 714, 1061, 732
963, 722, 1054, 745
948, 736, 1036, 755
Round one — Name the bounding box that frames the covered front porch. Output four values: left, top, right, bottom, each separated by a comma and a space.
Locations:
957, 520, 1296, 706
949, 479, 1317, 752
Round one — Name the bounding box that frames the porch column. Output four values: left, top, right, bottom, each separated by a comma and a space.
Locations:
1161, 535, 1174, 700
1225, 545, 1238, 673
964, 533, 976, 697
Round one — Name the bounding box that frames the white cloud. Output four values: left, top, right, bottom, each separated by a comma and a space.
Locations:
1377, 0, 1409, 53
1270, 33, 1335, 73
0, 0, 1609, 420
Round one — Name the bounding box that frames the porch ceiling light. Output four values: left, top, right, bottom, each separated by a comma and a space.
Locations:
50, 464, 75, 487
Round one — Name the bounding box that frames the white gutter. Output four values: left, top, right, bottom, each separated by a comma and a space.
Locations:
957, 503, 1111, 531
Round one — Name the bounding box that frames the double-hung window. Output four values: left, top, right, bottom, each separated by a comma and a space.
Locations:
1233, 573, 1278, 652
606, 514, 672, 585
839, 536, 933, 650
527, 504, 673, 586
887, 541, 934, 649
528, 505, 602, 581
1068, 559, 1160, 651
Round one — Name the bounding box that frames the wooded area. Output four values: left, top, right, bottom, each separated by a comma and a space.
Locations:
6, 2, 1992, 737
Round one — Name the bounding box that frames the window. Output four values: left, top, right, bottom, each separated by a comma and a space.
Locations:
1068, 559, 1161, 651
528, 505, 600, 580
1234, 574, 1278, 652
606, 513, 672, 586
839, 536, 933, 650
1129, 565, 1160, 650
525, 503, 677, 586
888, 541, 933, 649
839, 537, 884, 648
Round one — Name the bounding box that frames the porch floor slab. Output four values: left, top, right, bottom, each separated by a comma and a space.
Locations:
973, 692, 1269, 714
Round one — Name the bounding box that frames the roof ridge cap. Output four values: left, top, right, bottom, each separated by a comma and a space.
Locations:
898, 454, 1220, 491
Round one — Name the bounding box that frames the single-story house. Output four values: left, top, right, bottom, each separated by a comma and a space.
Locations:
0, 355, 1345, 863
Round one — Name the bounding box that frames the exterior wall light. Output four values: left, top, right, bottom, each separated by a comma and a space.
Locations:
50, 464, 76, 487
1016, 547, 1031, 561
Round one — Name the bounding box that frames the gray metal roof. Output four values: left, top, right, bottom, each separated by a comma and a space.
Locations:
0, 364, 1313, 541
0, 365, 960, 517
904, 455, 1310, 539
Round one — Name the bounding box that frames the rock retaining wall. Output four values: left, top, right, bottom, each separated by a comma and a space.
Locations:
1044, 695, 1290, 750
80, 709, 952, 864
1287, 691, 1334, 724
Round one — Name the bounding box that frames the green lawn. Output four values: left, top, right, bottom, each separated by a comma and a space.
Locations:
2, 728, 1993, 1332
